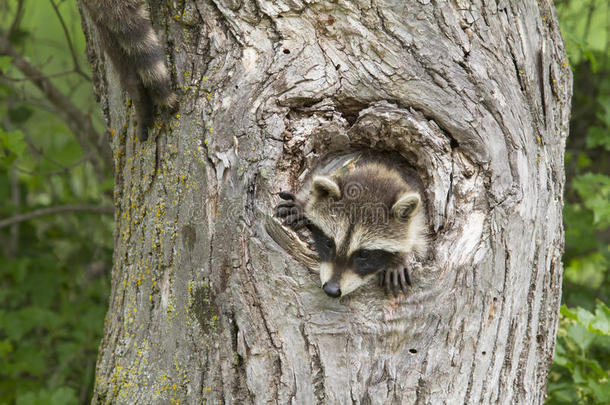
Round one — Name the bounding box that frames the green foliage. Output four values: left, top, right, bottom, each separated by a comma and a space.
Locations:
548, 303, 610, 403
548, 1, 610, 403
0, 0, 608, 403
572, 173, 610, 228
0, 0, 112, 403
0, 129, 26, 165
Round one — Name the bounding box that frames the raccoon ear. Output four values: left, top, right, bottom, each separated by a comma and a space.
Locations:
392, 192, 420, 221
311, 176, 341, 200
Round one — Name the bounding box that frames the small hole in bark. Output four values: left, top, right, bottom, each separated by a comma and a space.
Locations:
482, 351, 486, 355
493, 297, 498, 302
409, 348, 417, 354
283, 49, 290, 54
450, 138, 459, 149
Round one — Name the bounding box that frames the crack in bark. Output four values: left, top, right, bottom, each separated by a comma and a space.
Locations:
537, 50, 548, 128
516, 240, 540, 399
478, 229, 511, 402
229, 310, 249, 402
301, 322, 325, 404
463, 294, 487, 403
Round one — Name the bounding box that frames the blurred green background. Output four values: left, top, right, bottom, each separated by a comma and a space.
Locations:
0, 0, 608, 403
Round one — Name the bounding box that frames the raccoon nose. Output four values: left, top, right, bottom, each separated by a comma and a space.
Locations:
323, 281, 341, 298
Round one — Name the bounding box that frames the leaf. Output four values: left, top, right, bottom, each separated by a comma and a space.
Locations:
582, 50, 598, 72
567, 323, 596, 350
564, 253, 606, 290
13, 344, 47, 377
561, 305, 578, 320
577, 152, 593, 169
590, 301, 610, 335
16, 387, 77, 405
597, 96, 610, 128
575, 306, 595, 325
0, 128, 27, 160
572, 173, 610, 228
48, 387, 77, 405
0, 338, 14, 359
8, 106, 33, 124
0, 307, 62, 341
586, 127, 610, 151
588, 379, 610, 404
0, 56, 13, 72
8, 28, 29, 47
572, 364, 586, 384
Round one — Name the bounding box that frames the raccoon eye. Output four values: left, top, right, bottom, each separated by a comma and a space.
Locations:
352, 250, 397, 275
356, 250, 370, 259
308, 224, 335, 260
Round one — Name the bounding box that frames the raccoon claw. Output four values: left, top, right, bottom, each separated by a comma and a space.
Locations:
276, 206, 297, 217
278, 191, 297, 201
283, 213, 304, 226
381, 268, 411, 297
276, 190, 306, 229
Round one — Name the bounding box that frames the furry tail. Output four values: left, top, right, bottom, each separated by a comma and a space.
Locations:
83, 0, 177, 141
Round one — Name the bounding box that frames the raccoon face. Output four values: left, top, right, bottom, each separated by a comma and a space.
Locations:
312, 226, 404, 297
304, 163, 426, 298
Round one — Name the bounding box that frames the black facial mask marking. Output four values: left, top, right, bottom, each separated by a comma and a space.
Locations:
350, 249, 399, 276
308, 224, 335, 262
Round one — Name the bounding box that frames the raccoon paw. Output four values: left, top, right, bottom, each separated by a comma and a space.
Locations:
276, 191, 307, 229
380, 267, 412, 297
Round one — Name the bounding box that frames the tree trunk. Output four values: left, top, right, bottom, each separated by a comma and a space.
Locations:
81, 0, 571, 403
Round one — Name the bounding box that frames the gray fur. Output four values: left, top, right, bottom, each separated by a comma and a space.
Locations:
278, 159, 428, 298
83, 0, 176, 141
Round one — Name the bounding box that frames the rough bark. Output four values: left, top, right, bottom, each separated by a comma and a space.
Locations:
82, 0, 571, 403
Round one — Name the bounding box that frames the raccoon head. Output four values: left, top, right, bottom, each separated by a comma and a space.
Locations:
304, 163, 427, 298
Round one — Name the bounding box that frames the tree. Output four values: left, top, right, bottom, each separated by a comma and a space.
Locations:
79, 0, 572, 403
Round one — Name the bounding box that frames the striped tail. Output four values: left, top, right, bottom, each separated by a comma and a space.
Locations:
83, 0, 177, 141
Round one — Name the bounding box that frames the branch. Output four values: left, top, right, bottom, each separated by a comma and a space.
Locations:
2, 69, 85, 81
9, 169, 20, 256
583, 0, 596, 40
0, 205, 114, 229
0, 37, 113, 178
5, 0, 25, 40
48, 0, 91, 81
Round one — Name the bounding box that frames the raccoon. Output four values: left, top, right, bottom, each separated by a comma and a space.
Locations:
276, 160, 428, 298
82, 0, 177, 141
